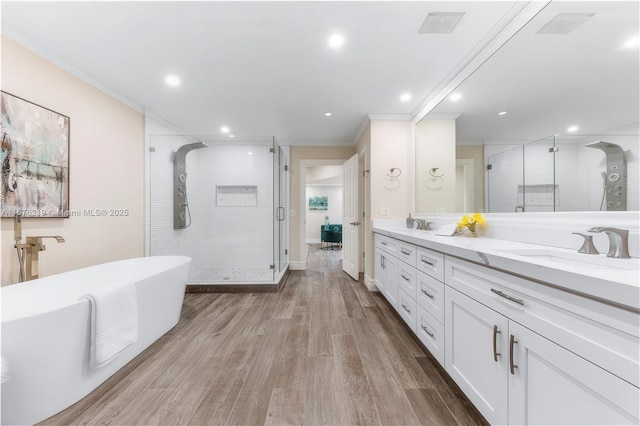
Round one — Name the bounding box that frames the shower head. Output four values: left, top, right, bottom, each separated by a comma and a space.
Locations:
174, 142, 208, 164
584, 141, 623, 155
176, 142, 208, 155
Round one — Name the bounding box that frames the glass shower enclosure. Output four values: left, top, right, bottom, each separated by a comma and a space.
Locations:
147, 135, 289, 285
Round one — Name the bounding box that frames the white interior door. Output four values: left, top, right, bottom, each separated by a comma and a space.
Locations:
342, 153, 359, 280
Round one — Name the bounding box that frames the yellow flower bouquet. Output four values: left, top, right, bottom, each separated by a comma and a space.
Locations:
456, 212, 486, 237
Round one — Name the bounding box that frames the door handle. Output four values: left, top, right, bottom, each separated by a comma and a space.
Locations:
509, 334, 518, 374
350, 221, 361, 226
493, 325, 501, 362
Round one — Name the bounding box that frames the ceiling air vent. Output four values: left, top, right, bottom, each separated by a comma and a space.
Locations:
418, 12, 465, 34
536, 13, 594, 34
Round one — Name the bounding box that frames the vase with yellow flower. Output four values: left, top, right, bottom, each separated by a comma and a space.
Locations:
456, 213, 486, 237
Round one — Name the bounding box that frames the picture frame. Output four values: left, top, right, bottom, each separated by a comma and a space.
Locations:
308, 195, 328, 210
1, 91, 70, 217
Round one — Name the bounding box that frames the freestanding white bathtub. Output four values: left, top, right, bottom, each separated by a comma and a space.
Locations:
1, 255, 191, 425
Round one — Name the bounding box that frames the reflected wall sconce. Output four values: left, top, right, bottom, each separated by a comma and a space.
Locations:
426, 167, 444, 190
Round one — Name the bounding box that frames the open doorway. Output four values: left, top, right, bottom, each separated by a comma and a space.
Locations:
299, 159, 345, 263
305, 165, 343, 248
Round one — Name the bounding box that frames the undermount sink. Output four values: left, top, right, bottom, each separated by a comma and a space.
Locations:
494, 248, 639, 271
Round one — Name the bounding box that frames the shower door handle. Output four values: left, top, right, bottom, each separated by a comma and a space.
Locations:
276, 207, 285, 221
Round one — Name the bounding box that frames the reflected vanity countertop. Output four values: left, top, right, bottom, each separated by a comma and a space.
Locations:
373, 224, 640, 311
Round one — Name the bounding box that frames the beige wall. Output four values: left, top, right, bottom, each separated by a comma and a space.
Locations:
356, 119, 412, 287
289, 146, 356, 266
1, 36, 145, 285
456, 145, 485, 212
415, 119, 456, 214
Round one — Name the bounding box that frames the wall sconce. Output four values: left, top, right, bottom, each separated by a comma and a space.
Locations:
385, 167, 402, 190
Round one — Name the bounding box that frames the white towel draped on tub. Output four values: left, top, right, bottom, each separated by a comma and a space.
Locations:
80, 282, 138, 369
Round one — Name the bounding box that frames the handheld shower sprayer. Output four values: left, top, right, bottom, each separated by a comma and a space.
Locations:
173, 142, 208, 229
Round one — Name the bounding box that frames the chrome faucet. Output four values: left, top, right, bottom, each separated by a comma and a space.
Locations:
588, 227, 630, 259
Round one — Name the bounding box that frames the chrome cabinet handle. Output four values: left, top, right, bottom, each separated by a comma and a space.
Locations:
401, 274, 410, 281
420, 257, 435, 267
380, 241, 388, 246
509, 334, 518, 374
401, 248, 411, 255
402, 304, 411, 314
493, 325, 501, 362
491, 288, 524, 306
421, 324, 434, 338
420, 288, 434, 299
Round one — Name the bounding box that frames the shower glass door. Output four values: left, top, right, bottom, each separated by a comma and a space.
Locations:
148, 135, 276, 284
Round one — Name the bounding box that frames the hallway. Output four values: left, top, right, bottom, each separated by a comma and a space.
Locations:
43, 245, 487, 425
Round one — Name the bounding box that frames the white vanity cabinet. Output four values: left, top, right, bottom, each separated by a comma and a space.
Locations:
445, 256, 640, 425
415, 247, 446, 365
374, 234, 399, 310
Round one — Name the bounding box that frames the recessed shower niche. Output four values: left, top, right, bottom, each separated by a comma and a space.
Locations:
147, 136, 289, 286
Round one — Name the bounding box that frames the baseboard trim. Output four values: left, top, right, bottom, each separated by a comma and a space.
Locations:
289, 260, 306, 270
186, 268, 291, 293
363, 274, 377, 291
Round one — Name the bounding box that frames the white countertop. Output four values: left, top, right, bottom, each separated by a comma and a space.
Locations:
373, 224, 640, 311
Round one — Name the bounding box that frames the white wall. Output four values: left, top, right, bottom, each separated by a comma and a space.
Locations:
1, 36, 145, 285
305, 185, 342, 243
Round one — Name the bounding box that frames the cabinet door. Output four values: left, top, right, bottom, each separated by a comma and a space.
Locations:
383, 254, 399, 310
509, 321, 640, 425
374, 248, 385, 293
445, 286, 509, 425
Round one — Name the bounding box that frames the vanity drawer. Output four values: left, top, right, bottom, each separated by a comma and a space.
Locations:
398, 262, 417, 298
417, 271, 445, 324
374, 233, 398, 257
398, 288, 417, 333
417, 247, 444, 282
417, 304, 445, 366
398, 242, 417, 268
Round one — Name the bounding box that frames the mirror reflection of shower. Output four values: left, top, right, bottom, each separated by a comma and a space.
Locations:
173, 142, 208, 228
585, 141, 627, 211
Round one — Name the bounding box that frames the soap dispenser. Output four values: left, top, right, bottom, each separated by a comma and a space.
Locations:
406, 213, 413, 229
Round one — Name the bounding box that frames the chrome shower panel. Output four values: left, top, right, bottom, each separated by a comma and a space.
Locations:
173, 142, 208, 229
585, 141, 627, 211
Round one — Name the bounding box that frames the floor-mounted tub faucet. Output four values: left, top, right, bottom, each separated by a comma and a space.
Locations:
23, 236, 66, 281
14, 214, 65, 282
588, 227, 630, 259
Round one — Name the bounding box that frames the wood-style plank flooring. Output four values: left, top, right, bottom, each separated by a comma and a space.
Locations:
42, 245, 488, 425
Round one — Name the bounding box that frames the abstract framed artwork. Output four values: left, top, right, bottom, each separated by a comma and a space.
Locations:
308, 195, 328, 210
1, 91, 70, 217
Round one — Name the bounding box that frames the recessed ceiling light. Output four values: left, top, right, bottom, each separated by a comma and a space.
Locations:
165, 74, 181, 87
328, 34, 344, 48
220, 126, 230, 134
325, 112, 333, 117
623, 35, 640, 48
567, 125, 579, 132
248, 152, 253, 156
498, 111, 508, 116
400, 93, 412, 102
229, 134, 235, 138
449, 93, 462, 102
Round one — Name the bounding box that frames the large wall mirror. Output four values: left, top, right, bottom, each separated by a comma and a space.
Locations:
415, 1, 639, 214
